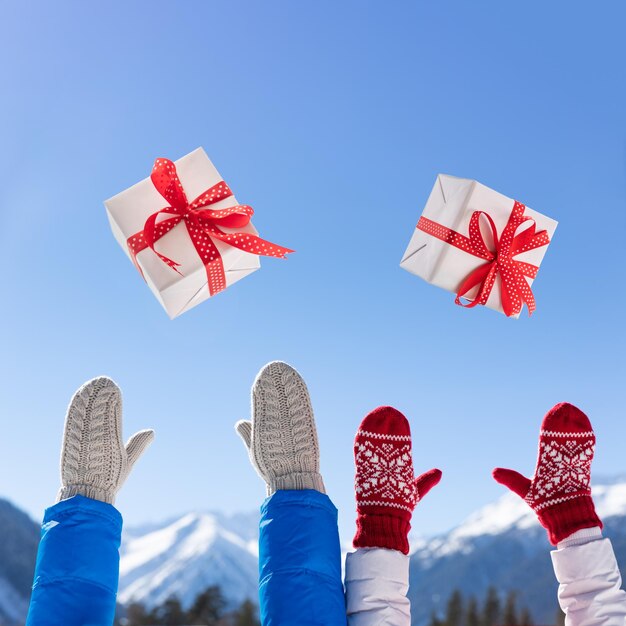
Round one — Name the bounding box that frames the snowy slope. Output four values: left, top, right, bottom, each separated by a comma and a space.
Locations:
115, 479, 626, 618
414, 478, 626, 559
0, 577, 30, 625
408, 478, 626, 625
118, 511, 259, 609
0, 498, 39, 626
2, 479, 625, 623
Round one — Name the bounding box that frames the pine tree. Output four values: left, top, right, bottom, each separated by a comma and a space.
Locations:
503, 591, 519, 626
555, 606, 566, 626
187, 585, 227, 625
445, 590, 464, 626
429, 611, 444, 626
151, 597, 187, 625
124, 602, 151, 626
232, 599, 260, 626
519, 607, 533, 626
466, 596, 480, 626
481, 587, 501, 626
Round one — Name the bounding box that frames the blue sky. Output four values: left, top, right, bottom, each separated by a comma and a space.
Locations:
1, 1, 625, 542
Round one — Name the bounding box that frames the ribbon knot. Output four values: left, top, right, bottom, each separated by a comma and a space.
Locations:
127, 158, 293, 296
417, 201, 550, 316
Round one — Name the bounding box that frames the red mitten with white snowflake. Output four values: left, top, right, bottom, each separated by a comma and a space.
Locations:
353, 406, 442, 555
493, 402, 602, 545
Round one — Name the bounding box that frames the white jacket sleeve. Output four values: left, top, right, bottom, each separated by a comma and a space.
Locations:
345, 547, 411, 626
551, 538, 626, 626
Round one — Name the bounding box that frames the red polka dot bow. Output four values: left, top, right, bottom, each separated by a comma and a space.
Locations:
126, 158, 294, 296
417, 201, 551, 316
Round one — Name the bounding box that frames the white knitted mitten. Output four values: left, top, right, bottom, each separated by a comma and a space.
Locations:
235, 361, 325, 496
57, 376, 155, 505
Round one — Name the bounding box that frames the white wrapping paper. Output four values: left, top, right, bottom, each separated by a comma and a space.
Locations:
105, 148, 261, 318
400, 175, 558, 316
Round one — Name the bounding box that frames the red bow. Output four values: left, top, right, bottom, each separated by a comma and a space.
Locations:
127, 158, 293, 296
417, 201, 550, 316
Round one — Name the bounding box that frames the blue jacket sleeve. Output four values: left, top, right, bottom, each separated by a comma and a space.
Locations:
26, 495, 122, 626
258, 489, 347, 626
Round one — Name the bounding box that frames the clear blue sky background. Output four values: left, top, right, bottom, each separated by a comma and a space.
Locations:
0, 1, 624, 542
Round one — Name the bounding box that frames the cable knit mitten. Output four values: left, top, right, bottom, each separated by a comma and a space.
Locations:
235, 361, 325, 496
57, 376, 155, 505
353, 406, 442, 555
493, 402, 602, 545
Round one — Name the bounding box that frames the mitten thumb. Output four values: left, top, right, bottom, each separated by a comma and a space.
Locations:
492, 467, 531, 499
415, 468, 443, 501
125, 429, 155, 471
235, 420, 252, 451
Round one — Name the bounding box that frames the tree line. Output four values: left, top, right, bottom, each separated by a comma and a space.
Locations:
428, 587, 568, 626
428, 587, 534, 626
116, 585, 259, 626
116, 583, 568, 626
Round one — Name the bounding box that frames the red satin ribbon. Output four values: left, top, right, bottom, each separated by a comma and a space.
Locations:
127, 158, 293, 296
416, 201, 550, 316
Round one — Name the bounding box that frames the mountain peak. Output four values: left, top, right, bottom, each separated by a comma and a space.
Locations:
119, 509, 259, 609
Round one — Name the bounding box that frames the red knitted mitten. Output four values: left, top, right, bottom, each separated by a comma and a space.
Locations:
353, 406, 442, 555
493, 402, 602, 545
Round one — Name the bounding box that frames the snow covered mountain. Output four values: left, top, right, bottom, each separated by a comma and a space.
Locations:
118, 511, 260, 609
118, 479, 626, 623
4, 479, 626, 624
408, 478, 626, 625
0, 499, 39, 626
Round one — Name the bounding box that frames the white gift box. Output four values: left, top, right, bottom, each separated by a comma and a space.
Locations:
105, 148, 262, 318
400, 175, 558, 317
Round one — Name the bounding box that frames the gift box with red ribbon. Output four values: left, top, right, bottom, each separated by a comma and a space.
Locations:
105, 148, 293, 318
400, 175, 558, 317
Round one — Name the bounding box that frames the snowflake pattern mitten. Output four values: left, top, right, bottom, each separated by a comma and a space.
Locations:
493, 402, 602, 545
353, 406, 442, 555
